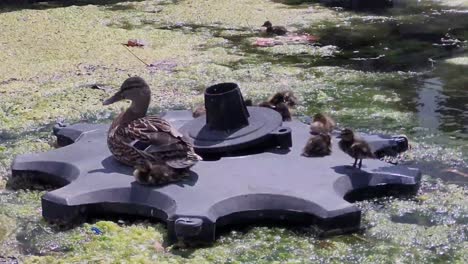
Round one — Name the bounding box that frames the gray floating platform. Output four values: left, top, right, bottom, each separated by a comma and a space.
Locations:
11, 110, 421, 244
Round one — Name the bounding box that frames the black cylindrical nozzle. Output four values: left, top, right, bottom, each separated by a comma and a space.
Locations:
205, 83, 250, 131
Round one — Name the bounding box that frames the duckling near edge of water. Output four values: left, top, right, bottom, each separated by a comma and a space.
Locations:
302, 133, 332, 157
103, 76, 202, 185
338, 128, 375, 169
262, 21, 288, 36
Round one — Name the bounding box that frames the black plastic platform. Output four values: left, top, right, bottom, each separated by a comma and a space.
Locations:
179, 83, 292, 154
11, 110, 421, 244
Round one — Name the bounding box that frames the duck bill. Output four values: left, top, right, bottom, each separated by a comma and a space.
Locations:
103, 92, 123, 105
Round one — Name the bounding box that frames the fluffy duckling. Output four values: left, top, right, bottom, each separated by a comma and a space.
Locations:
192, 105, 205, 118
258, 90, 297, 121
103, 76, 202, 185
310, 113, 336, 135
302, 133, 332, 157
258, 101, 292, 121
268, 90, 298, 107
133, 160, 187, 185
338, 128, 375, 169
262, 21, 288, 36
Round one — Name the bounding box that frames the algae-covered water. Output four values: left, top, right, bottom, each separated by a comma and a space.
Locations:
0, 0, 467, 263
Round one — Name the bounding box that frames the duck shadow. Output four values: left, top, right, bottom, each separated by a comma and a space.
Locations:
332, 165, 419, 202
193, 125, 243, 147
88, 156, 133, 176
332, 165, 373, 181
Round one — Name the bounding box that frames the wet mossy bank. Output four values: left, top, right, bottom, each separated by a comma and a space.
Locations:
1, 0, 467, 263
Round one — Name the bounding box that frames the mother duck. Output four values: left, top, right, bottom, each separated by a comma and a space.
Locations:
103, 76, 201, 184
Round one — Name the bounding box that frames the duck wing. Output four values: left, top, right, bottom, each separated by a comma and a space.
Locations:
350, 141, 375, 159
126, 116, 201, 169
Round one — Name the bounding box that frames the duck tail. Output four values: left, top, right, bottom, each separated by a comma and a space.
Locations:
166, 151, 202, 169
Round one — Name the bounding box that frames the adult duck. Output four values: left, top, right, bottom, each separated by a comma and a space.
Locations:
103, 76, 201, 184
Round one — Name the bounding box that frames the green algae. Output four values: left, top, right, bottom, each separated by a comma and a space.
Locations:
15, 176, 466, 263
23, 221, 168, 263
0, 214, 16, 243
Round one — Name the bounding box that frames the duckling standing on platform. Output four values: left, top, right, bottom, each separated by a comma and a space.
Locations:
192, 105, 206, 118
103, 76, 202, 185
303, 113, 335, 157
258, 101, 291, 121
310, 113, 336, 135
262, 21, 288, 36
269, 90, 298, 107
258, 90, 298, 121
339, 128, 375, 169
302, 133, 332, 157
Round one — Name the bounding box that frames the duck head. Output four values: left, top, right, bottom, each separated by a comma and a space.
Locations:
103, 76, 151, 106
313, 113, 327, 124
340, 128, 355, 141
262, 21, 272, 28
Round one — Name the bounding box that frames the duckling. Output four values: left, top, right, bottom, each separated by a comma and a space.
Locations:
262, 21, 288, 36
273, 102, 292, 121
302, 133, 332, 157
258, 101, 292, 121
134, 160, 187, 185
338, 128, 375, 169
269, 90, 298, 107
192, 105, 205, 118
310, 113, 336, 135
103, 76, 202, 185
258, 90, 297, 121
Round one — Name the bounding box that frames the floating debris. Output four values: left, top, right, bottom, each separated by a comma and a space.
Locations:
90, 227, 103, 235
123, 39, 147, 47
442, 169, 468, 178
153, 241, 165, 253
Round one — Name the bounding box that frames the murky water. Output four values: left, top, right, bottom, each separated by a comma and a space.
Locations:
0, 0, 467, 262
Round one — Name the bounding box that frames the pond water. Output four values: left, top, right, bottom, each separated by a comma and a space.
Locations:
0, 0, 467, 263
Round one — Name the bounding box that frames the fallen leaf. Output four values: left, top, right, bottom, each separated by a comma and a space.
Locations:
153, 241, 165, 253
442, 169, 468, 177
124, 39, 146, 47
254, 38, 283, 47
